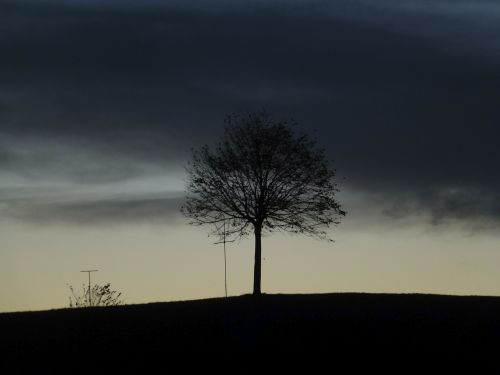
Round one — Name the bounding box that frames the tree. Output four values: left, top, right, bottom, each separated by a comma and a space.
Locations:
68, 283, 124, 307
181, 111, 345, 295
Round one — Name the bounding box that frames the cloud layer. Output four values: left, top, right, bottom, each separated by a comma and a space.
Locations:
1, 194, 184, 225
1, 0, 499, 229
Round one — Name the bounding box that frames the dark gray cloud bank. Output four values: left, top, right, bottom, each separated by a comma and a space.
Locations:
2, 194, 184, 226
1, 0, 499, 230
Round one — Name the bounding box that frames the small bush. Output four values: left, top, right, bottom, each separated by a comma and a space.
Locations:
68, 283, 124, 307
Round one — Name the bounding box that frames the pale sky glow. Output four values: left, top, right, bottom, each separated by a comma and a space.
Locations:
2, 202, 500, 312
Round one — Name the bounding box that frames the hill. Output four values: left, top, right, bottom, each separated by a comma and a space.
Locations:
2, 293, 500, 371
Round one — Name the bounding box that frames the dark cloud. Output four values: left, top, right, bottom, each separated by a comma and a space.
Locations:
1, 0, 499, 228
381, 187, 500, 231
0, 135, 178, 183
1, 194, 184, 225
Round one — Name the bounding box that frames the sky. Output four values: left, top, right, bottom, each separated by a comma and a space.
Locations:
1, 0, 500, 312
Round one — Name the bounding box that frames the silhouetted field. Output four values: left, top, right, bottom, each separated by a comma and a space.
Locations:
2, 293, 500, 371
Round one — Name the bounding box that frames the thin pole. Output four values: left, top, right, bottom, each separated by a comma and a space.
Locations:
214, 219, 234, 298
223, 220, 227, 298
80, 270, 98, 307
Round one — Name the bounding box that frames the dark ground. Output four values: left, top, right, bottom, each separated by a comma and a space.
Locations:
2, 293, 500, 372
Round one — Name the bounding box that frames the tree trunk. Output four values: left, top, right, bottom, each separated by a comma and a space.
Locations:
253, 225, 262, 295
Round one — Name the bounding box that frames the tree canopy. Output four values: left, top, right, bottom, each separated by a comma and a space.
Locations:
182, 111, 345, 295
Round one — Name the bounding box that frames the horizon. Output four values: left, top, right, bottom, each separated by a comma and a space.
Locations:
1, 0, 500, 312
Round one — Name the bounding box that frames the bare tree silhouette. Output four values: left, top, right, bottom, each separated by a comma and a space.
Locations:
182, 111, 345, 295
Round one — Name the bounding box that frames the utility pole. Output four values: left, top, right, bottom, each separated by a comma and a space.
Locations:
214, 219, 234, 298
80, 270, 98, 307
